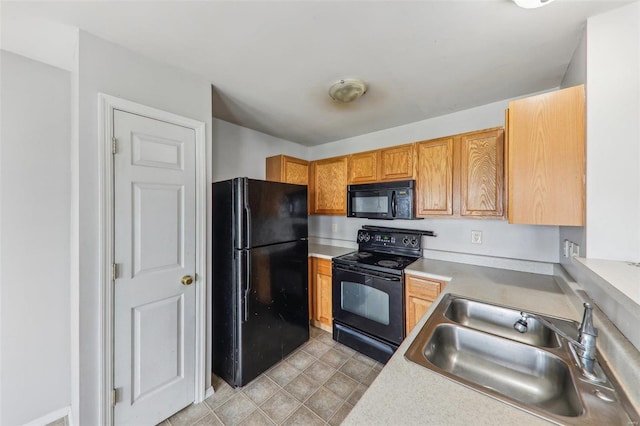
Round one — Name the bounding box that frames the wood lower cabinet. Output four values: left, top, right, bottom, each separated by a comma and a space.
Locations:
310, 257, 333, 332
405, 274, 446, 336
507, 85, 585, 225
265, 154, 308, 185
309, 155, 348, 215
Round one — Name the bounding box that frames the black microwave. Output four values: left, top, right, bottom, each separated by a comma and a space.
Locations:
347, 180, 418, 220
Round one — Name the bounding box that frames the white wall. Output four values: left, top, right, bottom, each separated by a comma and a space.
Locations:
308, 97, 561, 269
558, 28, 587, 266
75, 31, 213, 425
586, 2, 640, 262
212, 118, 307, 181
0, 51, 71, 426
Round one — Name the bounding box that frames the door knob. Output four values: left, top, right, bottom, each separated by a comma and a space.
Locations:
181, 275, 194, 286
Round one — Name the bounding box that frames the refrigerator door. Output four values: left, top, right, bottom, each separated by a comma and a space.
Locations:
234, 178, 308, 249
236, 239, 309, 386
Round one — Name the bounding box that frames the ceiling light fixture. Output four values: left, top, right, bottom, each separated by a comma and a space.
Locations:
329, 79, 367, 103
512, 0, 556, 8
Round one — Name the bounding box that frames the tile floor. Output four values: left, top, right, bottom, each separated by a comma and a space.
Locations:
161, 326, 383, 426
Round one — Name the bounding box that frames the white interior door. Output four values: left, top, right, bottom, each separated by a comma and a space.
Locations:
113, 109, 196, 425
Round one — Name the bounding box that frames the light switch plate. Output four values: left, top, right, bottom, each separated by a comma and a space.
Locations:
471, 230, 482, 244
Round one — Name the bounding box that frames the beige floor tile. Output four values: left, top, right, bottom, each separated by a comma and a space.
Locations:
284, 373, 321, 402
214, 393, 257, 426
309, 327, 324, 339
328, 401, 354, 426
265, 360, 300, 386
324, 371, 359, 399
242, 375, 280, 405
205, 380, 239, 411
302, 339, 332, 358
305, 386, 345, 421
333, 343, 356, 357
320, 347, 351, 369
352, 352, 377, 367
304, 359, 336, 384
347, 383, 368, 406
192, 413, 224, 425
169, 402, 212, 426
281, 406, 325, 426
260, 390, 300, 424
286, 349, 316, 371
314, 330, 336, 347
339, 358, 373, 383
237, 410, 275, 426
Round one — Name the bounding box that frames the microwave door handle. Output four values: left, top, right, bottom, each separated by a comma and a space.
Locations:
391, 190, 397, 217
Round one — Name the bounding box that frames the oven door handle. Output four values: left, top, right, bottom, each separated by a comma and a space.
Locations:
333, 264, 401, 282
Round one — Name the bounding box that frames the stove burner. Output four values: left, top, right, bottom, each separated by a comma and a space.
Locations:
357, 252, 373, 258
377, 260, 400, 268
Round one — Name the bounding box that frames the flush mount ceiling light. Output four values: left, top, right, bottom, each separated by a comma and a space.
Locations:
513, 0, 556, 8
329, 79, 367, 103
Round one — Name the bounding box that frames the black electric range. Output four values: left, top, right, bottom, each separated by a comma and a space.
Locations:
331, 226, 435, 363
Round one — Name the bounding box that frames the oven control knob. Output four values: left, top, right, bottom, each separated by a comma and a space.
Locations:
358, 233, 365, 242
410, 237, 418, 247
364, 233, 370, 242
403, 237, 410, 246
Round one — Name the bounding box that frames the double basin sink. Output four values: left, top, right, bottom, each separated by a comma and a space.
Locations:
405, 294, 639, 425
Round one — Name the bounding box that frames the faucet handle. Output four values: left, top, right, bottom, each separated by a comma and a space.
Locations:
579, 302, 597, 337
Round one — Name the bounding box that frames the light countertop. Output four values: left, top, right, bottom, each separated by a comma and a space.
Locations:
344, 259, 586, 426
308, 243, 353, 259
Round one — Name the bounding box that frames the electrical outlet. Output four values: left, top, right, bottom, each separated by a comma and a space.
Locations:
471, 230, 482, 244
563, 239, 570, 258
571, 243, 580, 257
331, 223, 338, 233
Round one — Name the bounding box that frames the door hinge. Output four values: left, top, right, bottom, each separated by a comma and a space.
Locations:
112, 388, 120, 406
112, 137, 117, 154
112, 263, 118, 281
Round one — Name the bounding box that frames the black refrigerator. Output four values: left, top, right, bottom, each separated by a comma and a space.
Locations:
212, 178, 309, 387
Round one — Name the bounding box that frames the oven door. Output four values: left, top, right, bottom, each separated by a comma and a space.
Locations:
332, 264, 404, 345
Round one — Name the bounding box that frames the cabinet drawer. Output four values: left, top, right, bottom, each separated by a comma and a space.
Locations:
406, 275, 442, 300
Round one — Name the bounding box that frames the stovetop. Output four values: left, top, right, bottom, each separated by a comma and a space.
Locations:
333, 250, 420, 273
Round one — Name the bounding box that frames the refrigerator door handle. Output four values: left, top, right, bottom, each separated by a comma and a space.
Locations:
243, 251, 251, 322
243, 178, 252, 248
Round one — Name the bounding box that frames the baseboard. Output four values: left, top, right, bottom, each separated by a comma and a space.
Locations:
23, 406, 70, 426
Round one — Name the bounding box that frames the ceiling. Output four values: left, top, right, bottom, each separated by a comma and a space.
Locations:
1, 1, 632, 146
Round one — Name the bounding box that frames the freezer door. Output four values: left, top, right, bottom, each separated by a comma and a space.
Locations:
236, 239, 309, 386
235, 178, 308, 249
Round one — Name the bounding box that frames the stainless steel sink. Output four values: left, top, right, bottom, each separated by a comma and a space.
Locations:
444, 296, 565, 348
405, 294, 639, 425
423, 324, 582, 417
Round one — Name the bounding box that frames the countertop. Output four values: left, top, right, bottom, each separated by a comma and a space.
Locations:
308, 243, 353, 259
344, 259, 584, 426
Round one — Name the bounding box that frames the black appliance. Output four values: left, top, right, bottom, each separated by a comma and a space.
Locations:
212, 178, 309, 387
347, 180, 419, 220
332, 226, 427, 363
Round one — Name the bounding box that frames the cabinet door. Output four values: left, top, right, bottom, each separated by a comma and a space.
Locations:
508, 85, 585, 225
380, 143, 415, 181
405, 275, 444, 335
309, 156, 348, 215
313, 258, 333, 327
266, 155, 308, 185
348, 151, 379, 184
460, 129, 504, 217
416, 138, 454, 216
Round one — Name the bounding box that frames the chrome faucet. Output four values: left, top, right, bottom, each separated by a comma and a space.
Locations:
514, 303, 599, 378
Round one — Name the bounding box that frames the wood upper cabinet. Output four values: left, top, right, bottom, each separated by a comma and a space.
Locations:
507, 85, 585, 226
379, 143, 415, 181
460, 129, 504, 217
266, 155, 308, 185
416, 137, 454, 216
348, 150, 379, 184
309, 155, 348, 215
405, 274, 446, 336
310, 257, 332, 331
348, 144, 415, 184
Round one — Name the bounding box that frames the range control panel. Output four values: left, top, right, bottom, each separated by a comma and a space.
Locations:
357, 229, 422, 254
